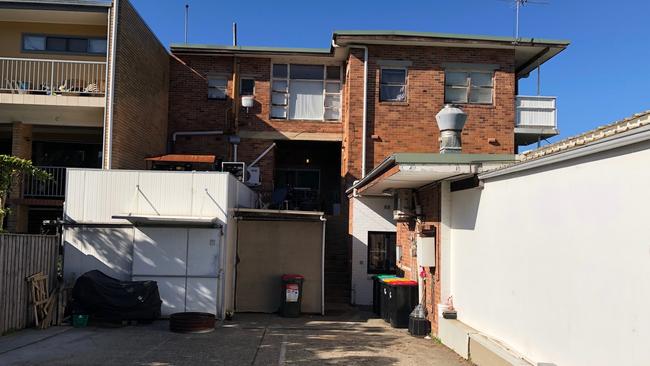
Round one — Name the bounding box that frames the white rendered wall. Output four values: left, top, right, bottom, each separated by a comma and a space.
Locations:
350, 196, 395, 305
449, 141, 650, 366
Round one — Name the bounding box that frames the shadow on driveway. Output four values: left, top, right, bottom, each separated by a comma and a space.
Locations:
0, 308, 470, 365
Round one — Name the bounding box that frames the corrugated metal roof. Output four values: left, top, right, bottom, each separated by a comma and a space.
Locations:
333, 30, 570, 46
519, 110, 650, 162
145, 154, 216, 164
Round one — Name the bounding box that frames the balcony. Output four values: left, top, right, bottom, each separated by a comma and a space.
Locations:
515, 95, 559, 146
0, 57, 106, 107
23, 166, 66, 199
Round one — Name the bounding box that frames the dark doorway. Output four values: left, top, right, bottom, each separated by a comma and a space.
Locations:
274, 141, 341, 214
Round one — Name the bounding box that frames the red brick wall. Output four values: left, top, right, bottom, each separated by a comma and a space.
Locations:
109, 0, 169, 169
396, 185, 442, 332
343, 45, 516, 183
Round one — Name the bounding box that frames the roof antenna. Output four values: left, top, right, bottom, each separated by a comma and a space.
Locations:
232, 22, 238, 46
508, 0, 548, 41
184, 3, 189, 44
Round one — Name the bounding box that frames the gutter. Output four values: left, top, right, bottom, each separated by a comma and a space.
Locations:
104, 0, 118, 169
480, 123, 650, 180
345, 155, 396, 195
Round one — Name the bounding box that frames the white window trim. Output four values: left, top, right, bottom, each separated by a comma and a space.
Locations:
444, 70, 495, 105
379, 67, 408, 103
270, 63, 342, 122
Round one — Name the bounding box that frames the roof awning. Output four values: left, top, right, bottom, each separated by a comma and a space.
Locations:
145, 154, 216, 164
112, 214, 222, 228
233, 208, 325, 222
348, 153, 516, 196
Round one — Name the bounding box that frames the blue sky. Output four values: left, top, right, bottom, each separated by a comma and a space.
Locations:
131, 0, 650, 145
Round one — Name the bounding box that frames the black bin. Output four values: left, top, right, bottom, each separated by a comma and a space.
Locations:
280, 274, 304, 317
380, 281, 392, 322
387, 280, 418, 328
372, 275, 397, 315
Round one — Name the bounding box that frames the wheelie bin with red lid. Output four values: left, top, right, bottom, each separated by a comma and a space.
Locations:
280, 274, 304, 317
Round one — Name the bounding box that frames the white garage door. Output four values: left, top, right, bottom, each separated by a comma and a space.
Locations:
132, 227, 221, 317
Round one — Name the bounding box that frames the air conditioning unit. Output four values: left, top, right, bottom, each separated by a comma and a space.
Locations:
245, 166, 261, 186
393, 189, 414, 221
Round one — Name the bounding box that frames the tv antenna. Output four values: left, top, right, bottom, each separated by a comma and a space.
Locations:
501, 0, 549, 40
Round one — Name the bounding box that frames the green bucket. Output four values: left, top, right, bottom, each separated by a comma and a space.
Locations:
72, 314, 89, 328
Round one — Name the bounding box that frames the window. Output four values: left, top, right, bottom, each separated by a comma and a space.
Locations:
271, 64, 341, 121
208, 77, 227, 100
380, 68, 407, 102
445, 71, 494, 104
240, 78, 255, 96
367, 232, 397, 274
22, 34, 107, 55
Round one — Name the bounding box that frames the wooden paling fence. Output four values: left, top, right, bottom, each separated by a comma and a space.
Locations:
0, 234, 61, 335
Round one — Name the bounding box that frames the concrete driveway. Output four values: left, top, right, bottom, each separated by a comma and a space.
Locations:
0, 309, 470, 365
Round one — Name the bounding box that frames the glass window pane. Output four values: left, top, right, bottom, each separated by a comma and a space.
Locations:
46, 37, 67, 52
324, 108, 340, 121
470, 87, 493, 103
241, 79, 255, 96
445, 71, 469, 86
380, 85, 406, 102
471, 72, 493, 87
88, 39, 107, 54
326, 66, 341, 80
290, 64, 324, 80
271, 106, 287, 119
381, 69, 406, 85
368, 232, 396, 273
288, 80, 324, 120
445, 86, 468, 103
271, 92, 288, 105
324, 95, 340, 108
23, 35, 46, 51
272, 80, 288, 92
273, 64, 288, 78
325, 82, 340, 93
68, 38, 88, 53
208, 78, 227, 88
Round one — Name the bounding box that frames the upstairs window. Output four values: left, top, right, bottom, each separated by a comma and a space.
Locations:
271, 64, 341, 121
380, 68, 407, 102
23, 34, 107, 55
208, 77, 227, 100
445, 71, 494, 104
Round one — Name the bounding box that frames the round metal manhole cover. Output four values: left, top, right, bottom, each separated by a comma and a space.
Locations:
169, 312, 216, 333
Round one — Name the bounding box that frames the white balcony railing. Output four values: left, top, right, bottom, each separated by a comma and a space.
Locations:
516, 95, 557, 128
23, 166, 67, 199
0, 57, 106, 97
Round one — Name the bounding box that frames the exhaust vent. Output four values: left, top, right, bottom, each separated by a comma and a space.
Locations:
436, 105, 468, 154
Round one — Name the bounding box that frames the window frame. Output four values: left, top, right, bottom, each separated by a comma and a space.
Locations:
270, 63, 342, 122
367, 231, 397, 275
379, 67, 408, 103
444, 70, 495, 105
22, 33, 108, 56
207, 76, 228, 101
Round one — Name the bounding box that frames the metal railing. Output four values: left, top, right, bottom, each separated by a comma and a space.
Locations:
23, 166, 66, 199
516, 95, 557, 128
0, 57, 106, 97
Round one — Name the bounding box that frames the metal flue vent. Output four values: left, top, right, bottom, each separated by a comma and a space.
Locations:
436, 105, 468, 154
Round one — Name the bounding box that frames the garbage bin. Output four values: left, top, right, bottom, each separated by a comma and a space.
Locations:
280, 274, 304, 317
387, 280, 418, 328
372, 275, 397, 315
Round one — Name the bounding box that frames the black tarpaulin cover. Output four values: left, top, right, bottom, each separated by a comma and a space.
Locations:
71, 270, 162, 321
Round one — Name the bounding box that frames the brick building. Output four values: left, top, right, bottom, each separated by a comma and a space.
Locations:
0, 0, 169, 232
167, 31, 568, 308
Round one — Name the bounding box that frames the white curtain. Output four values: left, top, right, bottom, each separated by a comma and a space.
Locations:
289, 80, 323, 120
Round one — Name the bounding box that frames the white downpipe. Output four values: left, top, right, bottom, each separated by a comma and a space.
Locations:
348, 45, 369, 178
320, 215, 327, 315
104, 0, 119, 170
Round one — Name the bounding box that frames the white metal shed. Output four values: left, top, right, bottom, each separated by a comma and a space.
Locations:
63, 169, 256, 318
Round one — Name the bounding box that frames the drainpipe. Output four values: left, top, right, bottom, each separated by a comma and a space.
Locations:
104, 0, 119, 169
346, 45, 368, 178
320, 215, 327, 315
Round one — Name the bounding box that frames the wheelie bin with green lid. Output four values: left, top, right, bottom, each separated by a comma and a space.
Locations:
373, 274, 397, 315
